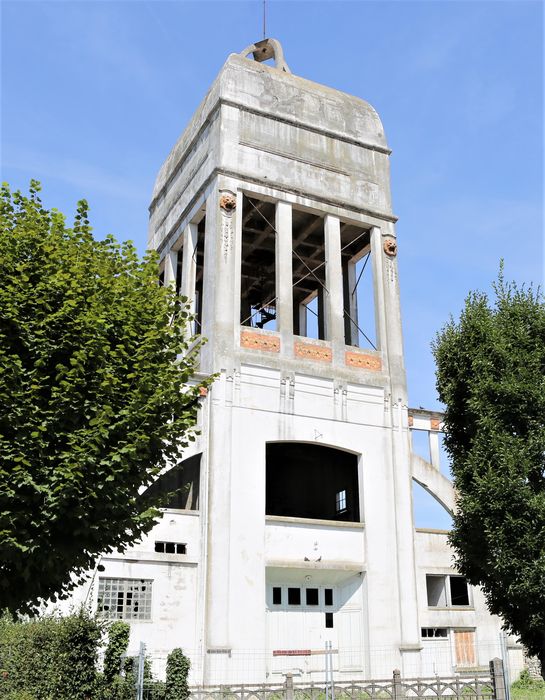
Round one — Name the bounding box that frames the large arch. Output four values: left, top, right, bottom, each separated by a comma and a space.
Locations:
411, 453, 456, 515
266, 442, 360, 522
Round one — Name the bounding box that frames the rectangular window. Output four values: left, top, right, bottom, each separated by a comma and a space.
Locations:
97, 578, 152, 621
324, 588, 333, 606
272, 587, 282, 605
154, 541, 187, 554
288, 587, 301, 605
306, 588, 319, 606
325, 612, 334, 628
335, 489, 347, 513
426, 574, 470, 607
194, 216, 206, 334
422, 628, 448, 638
240, 196, 277, 330
292, 210, 326, 339
340, 224, 375, 349
450, 576, 470, 606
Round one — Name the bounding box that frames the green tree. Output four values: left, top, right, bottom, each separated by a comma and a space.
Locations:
433, 271, 545, 676
165, 648, 190, 700
0, 182, 209, 614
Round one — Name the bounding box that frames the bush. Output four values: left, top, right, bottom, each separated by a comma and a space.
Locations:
0, 609, 102, 700
165, 648, 190, 700
103, 621, 130, 686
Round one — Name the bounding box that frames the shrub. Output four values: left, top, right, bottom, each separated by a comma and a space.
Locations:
165, 648, 190, 700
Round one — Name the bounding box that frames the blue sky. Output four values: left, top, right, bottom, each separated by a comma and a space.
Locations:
1, 1, 543, 528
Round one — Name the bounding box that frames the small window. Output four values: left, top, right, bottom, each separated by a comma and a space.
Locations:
422, 628, 448, 638
335, 490, 347, 513
288, 588, 301, 605
324, 588, 333, 606
306, 588, 319, 606
325, 612, 334, 628
155, 541, 187, 555
272, 587, 282, 605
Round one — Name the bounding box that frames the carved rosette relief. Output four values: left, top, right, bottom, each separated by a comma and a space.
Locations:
294, 341, 332, 363
345, 351, 382, 371
240, 330, 280, 353
219, 192, 236, 260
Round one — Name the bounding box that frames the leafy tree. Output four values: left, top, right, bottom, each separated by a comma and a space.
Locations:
165, 648, 190, 700
433, 271, 545, 676
0, 182, 209, 614
103, 621, 130, 687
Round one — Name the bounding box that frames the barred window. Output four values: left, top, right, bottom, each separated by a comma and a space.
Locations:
97, 578, 153, 621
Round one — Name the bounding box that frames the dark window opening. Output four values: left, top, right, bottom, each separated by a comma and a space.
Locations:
159, 269, 165, 287
144, 453, 201, 510
240, 196, 277, 330
176, 247, 184, 296
340, 224, 375, 349
306, 588, 319, 606
154, 541, 186, 554
194, 217, 206, 334
450, 576, 470, 606
266, 443, 360, 522
325, 612, 334, 628
288, 588, 301, 605
292, 210, 326, 339
422, 628, 448, 638
272, 587, 282, 605
325, 588, 333, 606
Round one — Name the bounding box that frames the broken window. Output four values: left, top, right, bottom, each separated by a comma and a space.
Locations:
240, 195, 277, 330
266, 443, 360, 522
154, 542, 186, 554
426, 574, 470, 607
340, 223, 375, 349
422, 628, 448, 638
292, 210, 326, 339
97, 578, 152, 621
325, 612, 334, 628
272, 587, 282, 605
144, 453, 201, 510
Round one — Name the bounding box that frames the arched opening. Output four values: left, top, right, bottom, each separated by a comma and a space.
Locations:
145, 453, 201, 510
266, 443, 360, 522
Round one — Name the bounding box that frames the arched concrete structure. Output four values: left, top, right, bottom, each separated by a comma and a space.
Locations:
411, 453, 456, 515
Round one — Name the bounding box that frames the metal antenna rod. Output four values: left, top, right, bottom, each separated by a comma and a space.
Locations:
263, 0, 266, 39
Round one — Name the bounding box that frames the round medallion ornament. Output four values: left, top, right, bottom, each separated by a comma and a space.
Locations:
219, 194, 236, 213
383, 238, 397, 257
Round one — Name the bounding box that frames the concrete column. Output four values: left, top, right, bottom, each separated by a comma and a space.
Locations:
276, 201, 293, 352
377, 222, 420, 654
429, 431, 441, 471
370, 226, 387, 354
163, 248, 177, 288
324, 214, 345, 361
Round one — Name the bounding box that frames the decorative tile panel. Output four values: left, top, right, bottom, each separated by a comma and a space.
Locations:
408, 415, 414, 427
294, 341, 332, 363
345, 351, 382, 371
430, 418, 441, 431
240, 330, 280, 353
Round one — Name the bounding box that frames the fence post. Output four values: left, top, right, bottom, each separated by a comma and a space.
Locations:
135, 642, 146, 700
490, 658, 507, 700
393, 669, 403, 700
285, 673, 294, 700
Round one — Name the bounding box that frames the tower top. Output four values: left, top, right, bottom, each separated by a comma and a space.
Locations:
239, 38, 291, 73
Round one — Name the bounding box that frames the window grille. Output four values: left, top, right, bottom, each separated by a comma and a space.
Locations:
98, 578, 152, 621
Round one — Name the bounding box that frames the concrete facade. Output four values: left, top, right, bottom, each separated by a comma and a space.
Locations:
68, 41, 523, 684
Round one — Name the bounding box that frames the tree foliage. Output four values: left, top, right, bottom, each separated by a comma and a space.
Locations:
433, 271, 545, 674
165, 648, 190, 700
0, 182, 210, 614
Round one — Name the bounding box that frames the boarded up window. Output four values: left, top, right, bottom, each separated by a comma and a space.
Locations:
454, 630, 476, 667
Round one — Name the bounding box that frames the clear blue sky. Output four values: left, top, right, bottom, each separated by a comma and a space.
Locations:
1, 1, 543, 528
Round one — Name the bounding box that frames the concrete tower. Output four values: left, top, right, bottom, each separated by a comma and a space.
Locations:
84, 39, 509, 685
